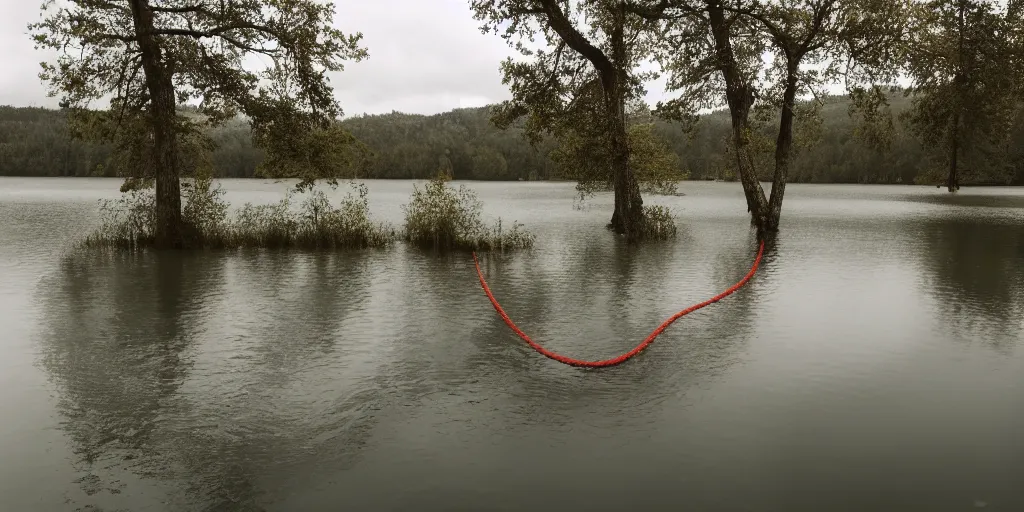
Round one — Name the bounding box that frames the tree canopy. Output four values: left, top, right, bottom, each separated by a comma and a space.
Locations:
900, 0, 1022, 191
29, 0, 368, 247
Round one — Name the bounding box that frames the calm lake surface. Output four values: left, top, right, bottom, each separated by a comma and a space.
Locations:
1, 178, 1023, 512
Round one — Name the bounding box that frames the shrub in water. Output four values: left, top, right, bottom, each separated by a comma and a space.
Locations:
231, 193, 297, 248
288, 185, 396, 249
182, 175, 230, 245
84, 186, 157, 249
639, 205, 677, 240
402, 173, 535, 252
85, 179, 396, 250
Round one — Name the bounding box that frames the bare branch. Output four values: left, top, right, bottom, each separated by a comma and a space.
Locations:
725, 6, 791, 50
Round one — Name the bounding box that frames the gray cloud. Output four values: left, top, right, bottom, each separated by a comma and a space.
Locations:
1, 2, 60, 108
0, 0, 673, 115
329, 0, 518, 115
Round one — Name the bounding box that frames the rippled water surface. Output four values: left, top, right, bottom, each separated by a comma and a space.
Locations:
2, 178, 1023, 512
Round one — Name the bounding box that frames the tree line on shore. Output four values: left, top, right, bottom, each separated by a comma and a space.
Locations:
4, 91, 1023, 185
17, 0, 1024, 248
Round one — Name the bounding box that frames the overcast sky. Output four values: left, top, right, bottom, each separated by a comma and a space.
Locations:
0, 0, 677, 116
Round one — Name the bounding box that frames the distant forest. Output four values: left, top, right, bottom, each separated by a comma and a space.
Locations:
3, 93, 1023, 185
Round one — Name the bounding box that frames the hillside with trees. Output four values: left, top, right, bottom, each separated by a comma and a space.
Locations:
4, 92, 1023, 185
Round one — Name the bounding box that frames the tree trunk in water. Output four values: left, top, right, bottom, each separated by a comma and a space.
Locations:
605, 79, 645, 239
949, 0, 963, 193
605, 2, 644, 240
765, 70, 800, 233
947, 113, 960, 192
130, 0, 183, 248
707, 0, 770, 237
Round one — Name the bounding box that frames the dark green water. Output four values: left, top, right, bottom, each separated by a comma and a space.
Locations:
2, 178, 1023, 512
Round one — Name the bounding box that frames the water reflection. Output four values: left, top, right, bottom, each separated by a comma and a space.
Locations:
236, 251, 374, 383
16, 180, 1022, 512
39, 250, 224, 508
37, 249, 390, 511
918, 219, 1024, 352
163, 250, 382, 510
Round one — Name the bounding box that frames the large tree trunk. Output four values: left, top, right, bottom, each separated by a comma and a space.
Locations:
129, 0, 183, 249
605, 1, 644, 240
765, 69, 800, 232
707, 0, 771, 237
604, 78, 645, 239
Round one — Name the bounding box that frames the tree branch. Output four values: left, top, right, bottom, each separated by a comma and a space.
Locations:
536, 0, 615, 78
548, 41, 566, 88
510, 6, 546, 15
97, 33, 138, 42
92, 0, 131, 15
624, 0, 672, 19
150, 4, 207, 14
797, 0, 832, 54
154, 22, 280, 40
722, 4, 792, 50
154, 24, 283, 54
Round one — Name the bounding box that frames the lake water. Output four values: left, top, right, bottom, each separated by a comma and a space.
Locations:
1, 178, 1023, 512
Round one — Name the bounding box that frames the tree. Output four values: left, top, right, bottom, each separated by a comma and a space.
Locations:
470, 0, 661, 240
901, 0, 1020, 191
627, 0, 769, 232
550, 101, 688, 200
30, 0, 367, 248
630, 0, 906, 236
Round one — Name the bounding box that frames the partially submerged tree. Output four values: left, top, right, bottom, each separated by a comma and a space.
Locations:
470, 0, 664, 240
30, 0, 367, 248
901, 0, 1020, 191
631, 0, 906, 236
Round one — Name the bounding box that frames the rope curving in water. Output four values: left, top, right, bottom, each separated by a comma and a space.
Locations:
471, 240, 765, 368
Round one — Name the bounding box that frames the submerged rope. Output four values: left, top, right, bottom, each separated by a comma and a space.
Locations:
471, 240, 765, 368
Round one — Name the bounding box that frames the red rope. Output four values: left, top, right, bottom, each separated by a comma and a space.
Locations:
471, 240, 765, 368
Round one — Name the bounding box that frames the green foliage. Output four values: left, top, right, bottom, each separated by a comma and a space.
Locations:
471, 0, 657, 138
29, 0, 367, 124
63, 107, 218, 192
402, 173, 535, 252
553, 114, 689, 201
84, 181, 396, 250
630, 123, 691, 194
181, 173, 230, 240
900, 0, 1021, 186
248, 99, 376, 190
